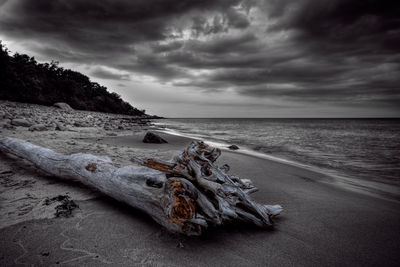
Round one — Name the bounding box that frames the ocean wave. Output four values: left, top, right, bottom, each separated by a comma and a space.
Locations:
153, 118, 400, 192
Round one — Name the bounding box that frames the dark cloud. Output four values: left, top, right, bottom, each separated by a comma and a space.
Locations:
90, 66, 130, 80
190, 7, 250, 37
185, 32, 258, 54
264, 0, 400, 53
0, 0, 244, 54
115, 53, 189, 81
191, 15, 228, 37
237, 82, 400, 102
226, 8, 250, 29
151, 41, 184, 53
0, 0, 399, 113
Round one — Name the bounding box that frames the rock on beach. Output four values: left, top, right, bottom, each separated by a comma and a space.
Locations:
11, 118, 32, 127
143, 132, 168, 143
53, 102, 73, 111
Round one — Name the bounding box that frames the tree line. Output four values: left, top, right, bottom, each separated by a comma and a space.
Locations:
0, 42, 145, 116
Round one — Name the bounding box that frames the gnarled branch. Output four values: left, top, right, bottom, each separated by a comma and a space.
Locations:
0, 136, 282, 236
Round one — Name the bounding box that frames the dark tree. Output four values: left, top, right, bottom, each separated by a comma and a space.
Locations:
0, 42, 145, 116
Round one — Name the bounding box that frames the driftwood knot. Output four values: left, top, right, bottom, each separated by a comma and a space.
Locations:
166, 179, 196, 226
85, 162, 97, 172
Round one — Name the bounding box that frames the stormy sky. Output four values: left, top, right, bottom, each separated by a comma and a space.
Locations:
0, 0, 399, 117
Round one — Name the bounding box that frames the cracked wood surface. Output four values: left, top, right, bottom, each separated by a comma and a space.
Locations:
0, 136, 282, 236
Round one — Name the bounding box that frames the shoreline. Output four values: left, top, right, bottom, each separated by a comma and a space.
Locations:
1, 101, 400, 266
153, 128, 400, 203
90, 131, 400, 266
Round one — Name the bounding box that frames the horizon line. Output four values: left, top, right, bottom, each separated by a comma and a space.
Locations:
160, 117, 400, 119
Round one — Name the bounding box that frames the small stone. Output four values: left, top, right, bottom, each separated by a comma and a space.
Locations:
47, 122, 57, 128
55, 122, 67, 131
0, 121, 9, 128
4, 112, 13, 119
142, 132, 168, 144
29, 124, 47, 131
53, 102, 73, 111
11, 118, 32, 127
3, 124, 15, 130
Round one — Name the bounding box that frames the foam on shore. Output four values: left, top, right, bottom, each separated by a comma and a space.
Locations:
156, 127, 400, 202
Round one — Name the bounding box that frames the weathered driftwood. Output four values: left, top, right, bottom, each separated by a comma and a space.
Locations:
0, 136, 282, 236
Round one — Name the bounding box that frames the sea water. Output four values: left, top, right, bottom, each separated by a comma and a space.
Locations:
153, 118, 400, 192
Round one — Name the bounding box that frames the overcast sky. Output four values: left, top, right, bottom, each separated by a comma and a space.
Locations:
1, 0, 399, 117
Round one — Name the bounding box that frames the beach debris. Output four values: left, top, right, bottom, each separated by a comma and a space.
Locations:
228, 145, 240, 150
43, 195, 79, 218
0, 136, 282, 236
143, 131, 168, 143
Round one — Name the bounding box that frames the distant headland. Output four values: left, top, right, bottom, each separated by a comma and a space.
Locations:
0, 42, 155, 117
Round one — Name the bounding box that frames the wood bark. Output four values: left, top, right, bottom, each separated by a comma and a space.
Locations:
0, 136, 282, 236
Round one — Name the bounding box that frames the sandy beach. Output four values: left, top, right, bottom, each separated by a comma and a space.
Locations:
1, 102, 399, 266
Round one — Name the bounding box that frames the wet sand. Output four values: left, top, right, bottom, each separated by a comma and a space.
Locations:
1, 128, 399, 266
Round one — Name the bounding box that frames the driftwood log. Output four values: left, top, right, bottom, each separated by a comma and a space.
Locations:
0, 136, 282, 236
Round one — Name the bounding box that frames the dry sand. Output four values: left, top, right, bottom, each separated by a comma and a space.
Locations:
1, 102, 399, 266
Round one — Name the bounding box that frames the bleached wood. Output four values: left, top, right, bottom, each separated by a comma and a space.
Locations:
0, 136, 282, 236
